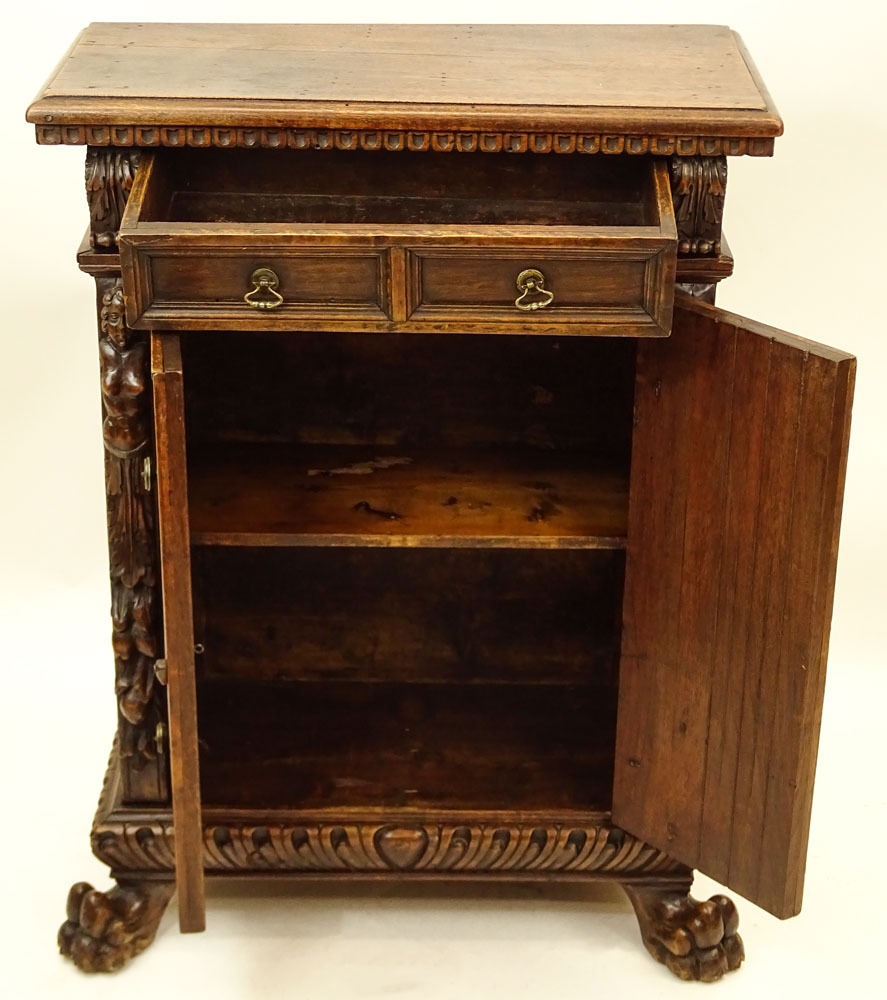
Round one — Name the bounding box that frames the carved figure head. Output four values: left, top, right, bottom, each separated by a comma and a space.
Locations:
101, 282, 128, 347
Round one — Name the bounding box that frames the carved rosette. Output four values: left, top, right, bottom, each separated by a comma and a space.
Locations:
86, 148, 140, 250
92, 816, 685, 877
670, 156, 728, 255
99, 279, 163, 767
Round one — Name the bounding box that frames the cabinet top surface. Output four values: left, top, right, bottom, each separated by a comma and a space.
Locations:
28, 23, 782, 152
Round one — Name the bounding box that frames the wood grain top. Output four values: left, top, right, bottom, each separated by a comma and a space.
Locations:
28, 23, 782, 149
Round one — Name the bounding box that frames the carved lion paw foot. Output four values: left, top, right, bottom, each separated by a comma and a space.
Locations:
624, 883, 744, 982
58, 880, 174, 973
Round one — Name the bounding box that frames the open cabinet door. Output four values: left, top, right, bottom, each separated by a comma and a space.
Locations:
612, 293, 855, 919
151, 333, 206, 933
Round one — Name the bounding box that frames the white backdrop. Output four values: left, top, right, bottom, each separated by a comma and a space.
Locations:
2, 3, 885, 997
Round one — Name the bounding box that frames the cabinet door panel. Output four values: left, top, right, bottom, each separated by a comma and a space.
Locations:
151, 334, 206, 933
612, 293, 855, 918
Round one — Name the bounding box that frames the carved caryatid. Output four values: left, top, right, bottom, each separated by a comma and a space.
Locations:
670, 156, 728, 255
99, 279, 162, 765
86, 148, 140, 250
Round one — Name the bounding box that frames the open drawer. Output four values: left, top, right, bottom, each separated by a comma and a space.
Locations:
119, 148, 677, 336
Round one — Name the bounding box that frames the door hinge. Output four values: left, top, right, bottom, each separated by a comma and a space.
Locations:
154, 658, 168, 685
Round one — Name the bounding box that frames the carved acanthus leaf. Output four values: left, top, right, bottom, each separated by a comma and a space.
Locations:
86, 149, 140, 250
670, 156, 728, 255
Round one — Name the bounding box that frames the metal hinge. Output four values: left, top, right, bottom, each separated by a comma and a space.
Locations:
154, 658, 168, 685
154, 721, 166, 755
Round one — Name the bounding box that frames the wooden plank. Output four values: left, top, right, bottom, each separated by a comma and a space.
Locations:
697, 328, 770, 879
40, 23, 767, 108
151, 333, 205, 934
187, 444, 628, 549
27, 24, 783, 139
719, 339, 804, 908
758, 351, 855, 915
612, 293, 855, 918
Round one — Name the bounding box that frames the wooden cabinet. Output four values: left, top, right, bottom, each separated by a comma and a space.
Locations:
29, 23, 853, 982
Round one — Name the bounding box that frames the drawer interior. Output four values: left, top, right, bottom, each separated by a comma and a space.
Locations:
136, 147, 663, 227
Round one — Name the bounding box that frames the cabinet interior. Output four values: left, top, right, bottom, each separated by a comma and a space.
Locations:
183, 330, 636, 812
143, 147, 660, 227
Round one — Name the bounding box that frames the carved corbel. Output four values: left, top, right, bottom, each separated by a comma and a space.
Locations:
86, 149, 140, 250
670, 156, 727, 255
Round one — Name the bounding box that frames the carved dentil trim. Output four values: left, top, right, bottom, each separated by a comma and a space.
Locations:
86, 148, 140, 250
670, 156, 728, 255
99, 278, 162, 764
92, 816, 685, 876
41, 124, 775, 156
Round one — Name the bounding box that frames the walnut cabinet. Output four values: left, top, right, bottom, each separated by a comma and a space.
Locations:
28, 23, 854, 981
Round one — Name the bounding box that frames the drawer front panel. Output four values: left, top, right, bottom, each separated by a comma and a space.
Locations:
123, 246, 389, 328
409, 247, 673, 335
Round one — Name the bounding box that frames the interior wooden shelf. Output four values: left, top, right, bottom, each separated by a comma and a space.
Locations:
197, 680, 616, 812
188, 444, 628, 549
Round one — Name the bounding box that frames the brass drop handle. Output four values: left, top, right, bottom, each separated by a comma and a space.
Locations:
514, 268, 554, 312
244, 267, 284, 310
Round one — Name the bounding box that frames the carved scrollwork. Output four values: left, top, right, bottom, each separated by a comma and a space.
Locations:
670, 156, 728, 255
92, 815, 685, 877
99, 278, 162, 765
86, 149, 140, 250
